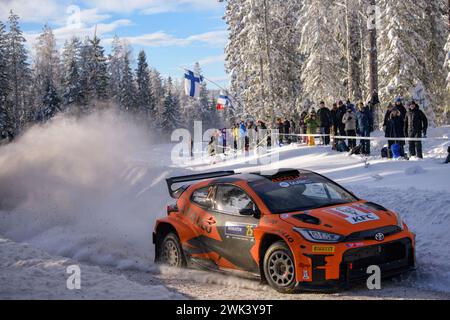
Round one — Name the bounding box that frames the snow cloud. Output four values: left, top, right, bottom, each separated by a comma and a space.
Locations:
0, 110, 174, 270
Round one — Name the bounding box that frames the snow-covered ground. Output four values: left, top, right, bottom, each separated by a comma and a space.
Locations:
1, 112, 449, 299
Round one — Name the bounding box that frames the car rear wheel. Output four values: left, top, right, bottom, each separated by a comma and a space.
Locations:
158, 232, 186, 268
263, 241, 297, 293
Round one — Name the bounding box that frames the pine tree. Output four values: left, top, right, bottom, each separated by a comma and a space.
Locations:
61, 37, 84, 109
299, 0, 346, 105
224, 0, 303, 121
36, 78, 61, 122
89, 35, 109, 102
6, 10, 31, 136
161, 77, 180, 134
33, 25, 61, 120
135, 50, 155, 122
118, 51, 136, 112
378, 0, 433, 120
0, 21, 8, 139
108, 35, 123, 104
150, 68, 165, 127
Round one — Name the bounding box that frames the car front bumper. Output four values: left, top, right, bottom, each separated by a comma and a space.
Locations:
295, 237, 415, 292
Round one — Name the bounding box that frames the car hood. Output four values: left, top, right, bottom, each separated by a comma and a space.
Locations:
279, 201, 399, 236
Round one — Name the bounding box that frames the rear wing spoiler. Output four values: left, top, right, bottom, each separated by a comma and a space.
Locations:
166, 171, 236, 199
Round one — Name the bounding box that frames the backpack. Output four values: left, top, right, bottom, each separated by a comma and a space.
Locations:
336, 141, 349, 152
391, 143, 401, 159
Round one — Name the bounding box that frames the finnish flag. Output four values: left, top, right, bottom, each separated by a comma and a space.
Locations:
184, 70, 203, 98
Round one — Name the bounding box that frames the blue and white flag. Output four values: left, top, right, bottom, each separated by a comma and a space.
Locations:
184, 70, 203, 98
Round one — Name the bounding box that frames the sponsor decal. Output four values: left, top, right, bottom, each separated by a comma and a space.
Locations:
345, 242, 365, 248
277, 179, 312, 188
303, 268, 310, 280
280, 214, 289, 219
225, 222, 257, 240
312, 245, 335, 253
327, 206, 380, 225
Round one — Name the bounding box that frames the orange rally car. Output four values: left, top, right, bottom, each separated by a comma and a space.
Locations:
153, 169, 415, 293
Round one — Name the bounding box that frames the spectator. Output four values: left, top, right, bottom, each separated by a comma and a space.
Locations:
276, 118, 284, 146
346, 99, 356, 113
317, 101, 332, 145
299, 111, 308, 144
395, 97, 407, 120
388, 108, 406, 158
283, 118, 291, 144
356, 102, 374, 156
342, 106, 357, 149
232, 124, 239, 150
239, 121, 247, 152
383, 103, 395, 157
304, 111, 319, 146
330, 103, 339, 150
337, 100, 347, 137
404, 101, 428, 159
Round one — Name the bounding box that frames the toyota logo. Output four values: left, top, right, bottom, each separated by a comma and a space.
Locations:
375, 233, 385, 242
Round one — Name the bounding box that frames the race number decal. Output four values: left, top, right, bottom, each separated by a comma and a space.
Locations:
328, 206, 380, 224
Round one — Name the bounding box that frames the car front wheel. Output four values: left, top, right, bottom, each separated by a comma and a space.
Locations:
263, 241, 297, 293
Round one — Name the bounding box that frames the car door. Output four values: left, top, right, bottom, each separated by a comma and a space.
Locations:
182, 185, 223, 268
206, 184, 260, 274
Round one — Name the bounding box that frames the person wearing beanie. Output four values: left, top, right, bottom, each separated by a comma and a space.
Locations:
404, 101, 428, 159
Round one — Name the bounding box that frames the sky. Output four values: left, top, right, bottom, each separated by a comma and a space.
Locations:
0, 0, 229, 87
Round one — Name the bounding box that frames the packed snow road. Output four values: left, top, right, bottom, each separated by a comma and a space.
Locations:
1, 113, 449, 299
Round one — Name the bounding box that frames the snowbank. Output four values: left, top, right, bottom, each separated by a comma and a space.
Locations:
0, 236, 183, 299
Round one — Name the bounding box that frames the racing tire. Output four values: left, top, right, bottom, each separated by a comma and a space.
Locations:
158, 232, 186, 268
263, 241, 297, 293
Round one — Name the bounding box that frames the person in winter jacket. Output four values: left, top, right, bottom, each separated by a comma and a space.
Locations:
299, 111, 308, 144
388, 108, 406, 158
404, 101, 428, 159
342, 106, 357, 149
356, 102, 374, 156
239, 121, 247, 152
304, 111, 319, 146
383, 103, 395, 154
276, 118, 284, 145
336, 100, 347, 137
317, 101, 332, 145
283, 118, 291, 144
395, 97, 407, 120
445, 146, 450, 164
346, 99, 356, 113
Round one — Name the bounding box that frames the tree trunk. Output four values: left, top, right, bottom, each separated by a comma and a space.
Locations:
368, 0, 380, 126
346, 0, 362, 103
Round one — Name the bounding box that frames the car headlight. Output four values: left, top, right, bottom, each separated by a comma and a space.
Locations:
293, 227, 344, 243
392, 211, 404, 230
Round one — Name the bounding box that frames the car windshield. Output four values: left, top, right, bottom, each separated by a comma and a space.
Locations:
249, 172, 357, 214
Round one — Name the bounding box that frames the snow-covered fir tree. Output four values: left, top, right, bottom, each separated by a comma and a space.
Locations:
36, 78, 61, 122
378, 0, 436, 122
89, 35, 109, 103
33, 25, 61, 121
298, 0, 346, 106
61, 37, 84, 110
445, 33, 450, 121
160, 77, 180, 134
150, 68, 165, 127
5, 10, 31, 136
118, 50, 136, 112
224, 0, 303, 121
0, 21, 8, 110
135, 50, 155, 124
108, 35, 124, 104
